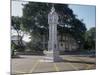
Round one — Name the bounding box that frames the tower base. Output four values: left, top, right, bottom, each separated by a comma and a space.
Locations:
42, 50, 62, 62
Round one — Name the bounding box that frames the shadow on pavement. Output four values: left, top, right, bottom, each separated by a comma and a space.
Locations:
60, 50, 96, 58
58, 59, 96, 65
11, 55, 29, 59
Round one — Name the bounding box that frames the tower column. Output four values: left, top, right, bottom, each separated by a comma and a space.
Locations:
44, 5, 62, 62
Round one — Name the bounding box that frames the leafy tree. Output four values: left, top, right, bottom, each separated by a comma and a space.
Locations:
11, 16, 26, 51
69, 18, 86, 47
21, 2, 87, 50
84, 27, 96, 50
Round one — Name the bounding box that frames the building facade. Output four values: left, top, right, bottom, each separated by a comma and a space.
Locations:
11, 34, 79, 52
41, 33, 79, 51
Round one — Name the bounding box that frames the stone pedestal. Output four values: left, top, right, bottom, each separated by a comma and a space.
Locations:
44, 50, 62, 62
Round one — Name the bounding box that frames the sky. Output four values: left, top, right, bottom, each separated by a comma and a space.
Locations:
69, 4, 96, 30
12, 1, 96, 42
12, 1, 27, 17
12, 1, 96, 30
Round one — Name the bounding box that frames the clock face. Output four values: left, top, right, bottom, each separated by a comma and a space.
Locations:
48, 12, 58, 24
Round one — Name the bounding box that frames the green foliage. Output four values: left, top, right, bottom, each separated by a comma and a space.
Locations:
12, 16, 22, 31
11, 16, 26, 50
11, 41, 17, 56
11, 40, 25, 52
27, 41, 43, 51
69, 18, 87, 44
11, 2, 87, 51
84, 27, 96, 50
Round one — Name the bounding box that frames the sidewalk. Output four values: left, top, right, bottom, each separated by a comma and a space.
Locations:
11, 55, 96, 75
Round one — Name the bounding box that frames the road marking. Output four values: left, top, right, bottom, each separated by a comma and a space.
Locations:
29, 60, 40, 73
68, 62, 78, 70
53, 63, 60, 72
64, 58, 78, 71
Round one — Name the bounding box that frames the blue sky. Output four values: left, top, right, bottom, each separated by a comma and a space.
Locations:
12, 1, 96, 30
69, 4, 96, 30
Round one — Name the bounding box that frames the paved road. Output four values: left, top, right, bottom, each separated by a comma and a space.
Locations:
11, 55, 96, 75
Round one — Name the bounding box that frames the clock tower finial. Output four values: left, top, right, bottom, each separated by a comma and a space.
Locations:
51, 4, 55, 13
